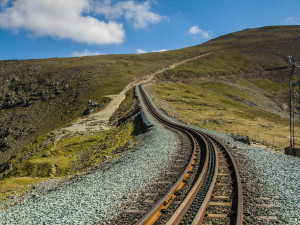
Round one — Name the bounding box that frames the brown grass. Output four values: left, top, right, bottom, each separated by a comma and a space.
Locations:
154, 81, 298, 151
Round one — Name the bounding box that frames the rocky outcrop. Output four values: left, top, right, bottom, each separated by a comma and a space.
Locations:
82, 100, 99, 115
231, 135, 250, 145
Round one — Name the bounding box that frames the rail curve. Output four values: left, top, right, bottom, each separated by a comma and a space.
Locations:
136, 84, 243, 225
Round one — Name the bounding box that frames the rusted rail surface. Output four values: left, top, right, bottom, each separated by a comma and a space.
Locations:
136, 85, 243, 225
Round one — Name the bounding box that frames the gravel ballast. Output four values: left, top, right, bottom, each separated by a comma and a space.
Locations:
0, 86, 182, 224
202, 130, 300, 224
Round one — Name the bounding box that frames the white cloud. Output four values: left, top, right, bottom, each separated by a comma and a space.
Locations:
286, 17, 294, 21
94, 0, 165, 29
0, 0, 164, 44
152, 49, 168, 52
137, 48, 147, 54
188, 26, 212, 39
0, 0, 125, 45
71, 49, 105, 57
189, 26, 201, 34
137, 48, 168, 54
285, 16, 300, 24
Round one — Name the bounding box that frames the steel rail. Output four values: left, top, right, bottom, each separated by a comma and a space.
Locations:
177, 132, 217, 224
206, 136, 243, 224
136, 84, 243, 225
136, 85, 200, 225
179, 132, 218, 225
136, 85, 213, 224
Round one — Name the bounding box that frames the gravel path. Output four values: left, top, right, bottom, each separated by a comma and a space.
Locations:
0, 86, 182, 224
145, 85, 300, 224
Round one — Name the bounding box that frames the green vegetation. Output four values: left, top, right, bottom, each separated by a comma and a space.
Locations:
7, 86, 141, 178
155, 81, 297, 150
0, 118, 141, 200
249, 78, 288, 93
170, 50, 255, 77
17, 120, 139, 177
0, 177, 45, 201
119, 88, 135, 109
158, 26, 300, 81
204, 26, 300, 48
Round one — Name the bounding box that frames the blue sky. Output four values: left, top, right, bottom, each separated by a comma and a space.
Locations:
0, 0, 299, 60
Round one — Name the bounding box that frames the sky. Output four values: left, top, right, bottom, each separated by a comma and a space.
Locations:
0, 0, 299, 60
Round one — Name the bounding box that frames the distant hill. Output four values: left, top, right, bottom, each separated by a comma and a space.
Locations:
158, 25, 300, 109
160, 25, 300, 77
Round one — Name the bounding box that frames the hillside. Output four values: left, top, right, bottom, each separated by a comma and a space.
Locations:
0, 51, 207, 163
0, 25, 300, 200
152, 25, 300, 149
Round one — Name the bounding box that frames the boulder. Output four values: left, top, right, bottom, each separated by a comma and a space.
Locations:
281, 103, 288, 111
231, 135, 250, 145
82, 108, 94, 116
88, 100, 99, 107
82, 100, 99, 116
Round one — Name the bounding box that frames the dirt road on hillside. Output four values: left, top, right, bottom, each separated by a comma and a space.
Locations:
53, 52, 214, 141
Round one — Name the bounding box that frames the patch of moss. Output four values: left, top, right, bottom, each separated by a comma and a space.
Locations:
0, 177, 45, 201
15, 118, 141, 178
20, 162, 53, 177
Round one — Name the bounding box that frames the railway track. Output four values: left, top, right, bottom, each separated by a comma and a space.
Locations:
136, 85, 243, 225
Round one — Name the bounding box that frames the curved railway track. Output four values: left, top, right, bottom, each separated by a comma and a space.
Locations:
136, 85, 243, 225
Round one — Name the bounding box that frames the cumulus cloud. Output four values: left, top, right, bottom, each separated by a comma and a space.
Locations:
0, 0, 125, 44
152, 49, 168, 52
71, 49, 105, 57
188, 26, 212, 39
0, 0, 165, 44
137, 48, 147, 54
94, 0, 165, 28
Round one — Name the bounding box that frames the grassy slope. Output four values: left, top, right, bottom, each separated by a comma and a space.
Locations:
161, 26, 300, 78
154, 25, 300, 150
155, 81, 293, 149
